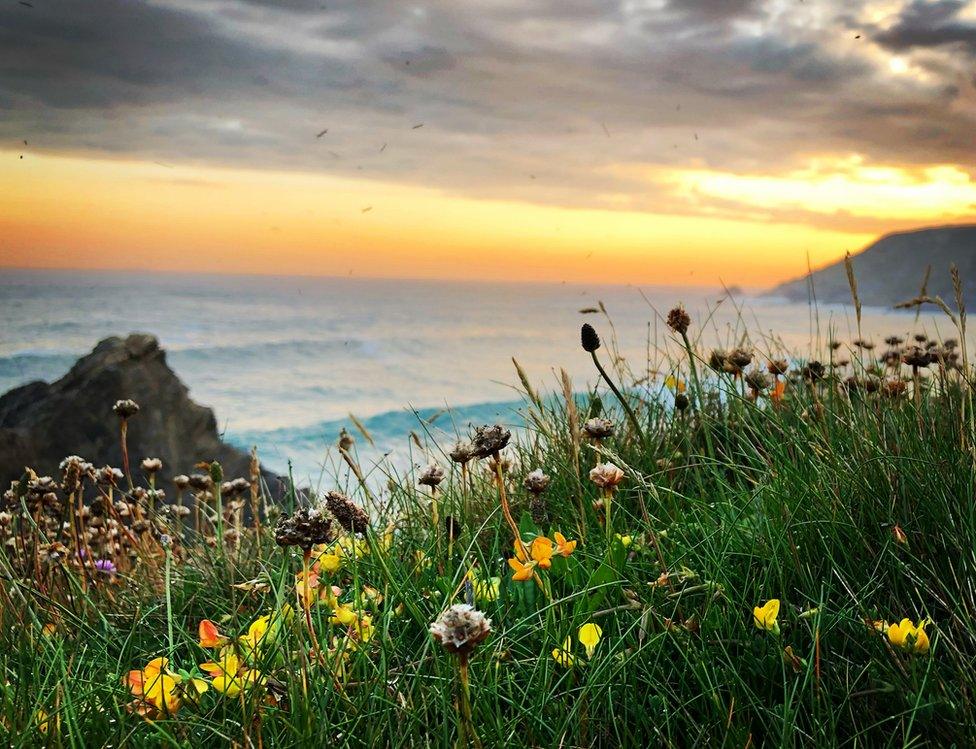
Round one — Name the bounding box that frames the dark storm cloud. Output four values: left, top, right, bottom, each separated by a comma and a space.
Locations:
1, 0, 973, 229
875, 0, 976, 54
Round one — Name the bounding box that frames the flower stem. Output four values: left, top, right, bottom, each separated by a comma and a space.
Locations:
589, 350, 646, 445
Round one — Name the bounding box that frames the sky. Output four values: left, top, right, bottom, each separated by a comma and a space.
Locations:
1, 0, 975, 287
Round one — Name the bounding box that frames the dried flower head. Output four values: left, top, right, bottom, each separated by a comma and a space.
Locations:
97, 466, 124, 486
187, 474, 213, 492
59, 455, 93, 493
113, 399, 140, 419
325, 491, 370, 534
728, 349, 753, 369
173, 474, 190, 490
674, 393, 690, 412
583, 417, 614, 440
589, 462, 625, 490
429, 604, 491, 655
767, 359, 789, 376
449, 442, 476, 465
580, 323, 601, 353
523, 468, 551, 495
418, 463, 446, 488
745, 371, 772, 392
471, 424, 511, 459
802, 361, 826, 383
903, 347, 932, 368
707, 349, 728, 372
274, 505, 334, 550
338, 428, 355, 451
666, 306, 691, 336
141, 458, 163, 474
885, 335, 904, 347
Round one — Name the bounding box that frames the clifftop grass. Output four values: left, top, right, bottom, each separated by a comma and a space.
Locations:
1, 308, 974, 747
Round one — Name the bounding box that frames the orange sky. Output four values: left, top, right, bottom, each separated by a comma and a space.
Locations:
7, 148, 972, 288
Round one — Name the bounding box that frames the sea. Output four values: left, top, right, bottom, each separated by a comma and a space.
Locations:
0, 269, 959, 484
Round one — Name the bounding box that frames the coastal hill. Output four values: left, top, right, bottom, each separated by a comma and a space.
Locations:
0, 334, 280, 492
766, 224, 976, 307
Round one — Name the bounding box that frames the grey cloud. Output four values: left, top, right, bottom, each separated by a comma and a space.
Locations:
875, 0, 976, 54
0, 0, 973, 220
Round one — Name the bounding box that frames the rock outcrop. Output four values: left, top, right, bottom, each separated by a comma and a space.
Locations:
0, 333, 280, 492
765, 224, 976, 307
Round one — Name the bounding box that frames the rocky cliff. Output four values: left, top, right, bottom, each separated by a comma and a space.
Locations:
0, 334, 280, 492
766, 224, 976, 307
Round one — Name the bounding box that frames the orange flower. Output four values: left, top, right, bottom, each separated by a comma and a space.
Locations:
125, 657, 183, 717
198, 620, 228, 649
771, 379, 786, 403
553, 532, 577, 557
508, 557, 536, 581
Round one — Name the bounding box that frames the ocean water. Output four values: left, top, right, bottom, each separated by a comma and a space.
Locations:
0, 269, 959, 482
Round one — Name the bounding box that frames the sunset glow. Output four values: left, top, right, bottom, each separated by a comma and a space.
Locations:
1, 0, 974, 287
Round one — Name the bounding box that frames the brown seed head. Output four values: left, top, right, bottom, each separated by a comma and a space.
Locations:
429, 604, 491, 655
666, 306, 691, 336
325, 491, 370, 534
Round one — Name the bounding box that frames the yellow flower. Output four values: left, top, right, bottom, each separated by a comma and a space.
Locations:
615, 533, 632, 548
200, 649, 263, 698
753, 599, 781, 634
331, 603, 359, 627
238, 614, 270, 655
552, 637, 576, 668
35, 708, 50, 734
553, 531, 577, 557
126, 657, 183, 716
665, 375, 686, 393
578, 623, 603, 659
318, 552, 342, 574
887, 618, 930, 654
467, 569, 501, 602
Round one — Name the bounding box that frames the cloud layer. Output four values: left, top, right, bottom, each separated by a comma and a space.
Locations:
2, 0, 974, 230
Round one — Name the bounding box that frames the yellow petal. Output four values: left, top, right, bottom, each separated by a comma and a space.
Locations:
578, 623, 603, 658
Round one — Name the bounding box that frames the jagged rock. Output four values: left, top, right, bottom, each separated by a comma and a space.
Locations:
0, 333, 281, 493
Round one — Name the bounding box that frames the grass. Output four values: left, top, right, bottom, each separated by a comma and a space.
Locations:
1, 299, 975, 747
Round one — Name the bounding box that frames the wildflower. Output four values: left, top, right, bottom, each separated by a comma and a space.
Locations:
239, 614, 271, 655
274, 505, 334, 550
664, 375, 686, 393
553, 531, 577, 557
418, 463, 445, 487
580, 323, 601, 352
767, 359, 789, 376
802, 361, 826, 382
578, 623, 603, 658
35, 708, 50, 734
892, 524, 908, 545
552, 637, 576, 668
94, 558, 116, 575
173, 474, 190, 491
614, 533, 632, 547
666, 305, 691, 335
141, 458, 163, 474
508, 556, 536, 581
583, 417, 614, 440
589, 462, 625, 489
708, 349, 728, 372
200, 650, 263, 698
125, 657, 183, 716
317, 548, 343, 574
522, 469, 549, 495
449, 442, 476, 464
429, 604, 491, 655
113, 399, 140, 418
325, 491, 370, 534
198, 619, 228, 648
753, 599, 781, 635
470, 424, 511, 459
467, 569, 501, 603
728, 348, 753, 370
887, 618, 930, 653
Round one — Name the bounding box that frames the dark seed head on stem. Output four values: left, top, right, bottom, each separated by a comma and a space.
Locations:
471, 424, 511, 459
580, 323, 601, 353
325, 491, 370, 534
